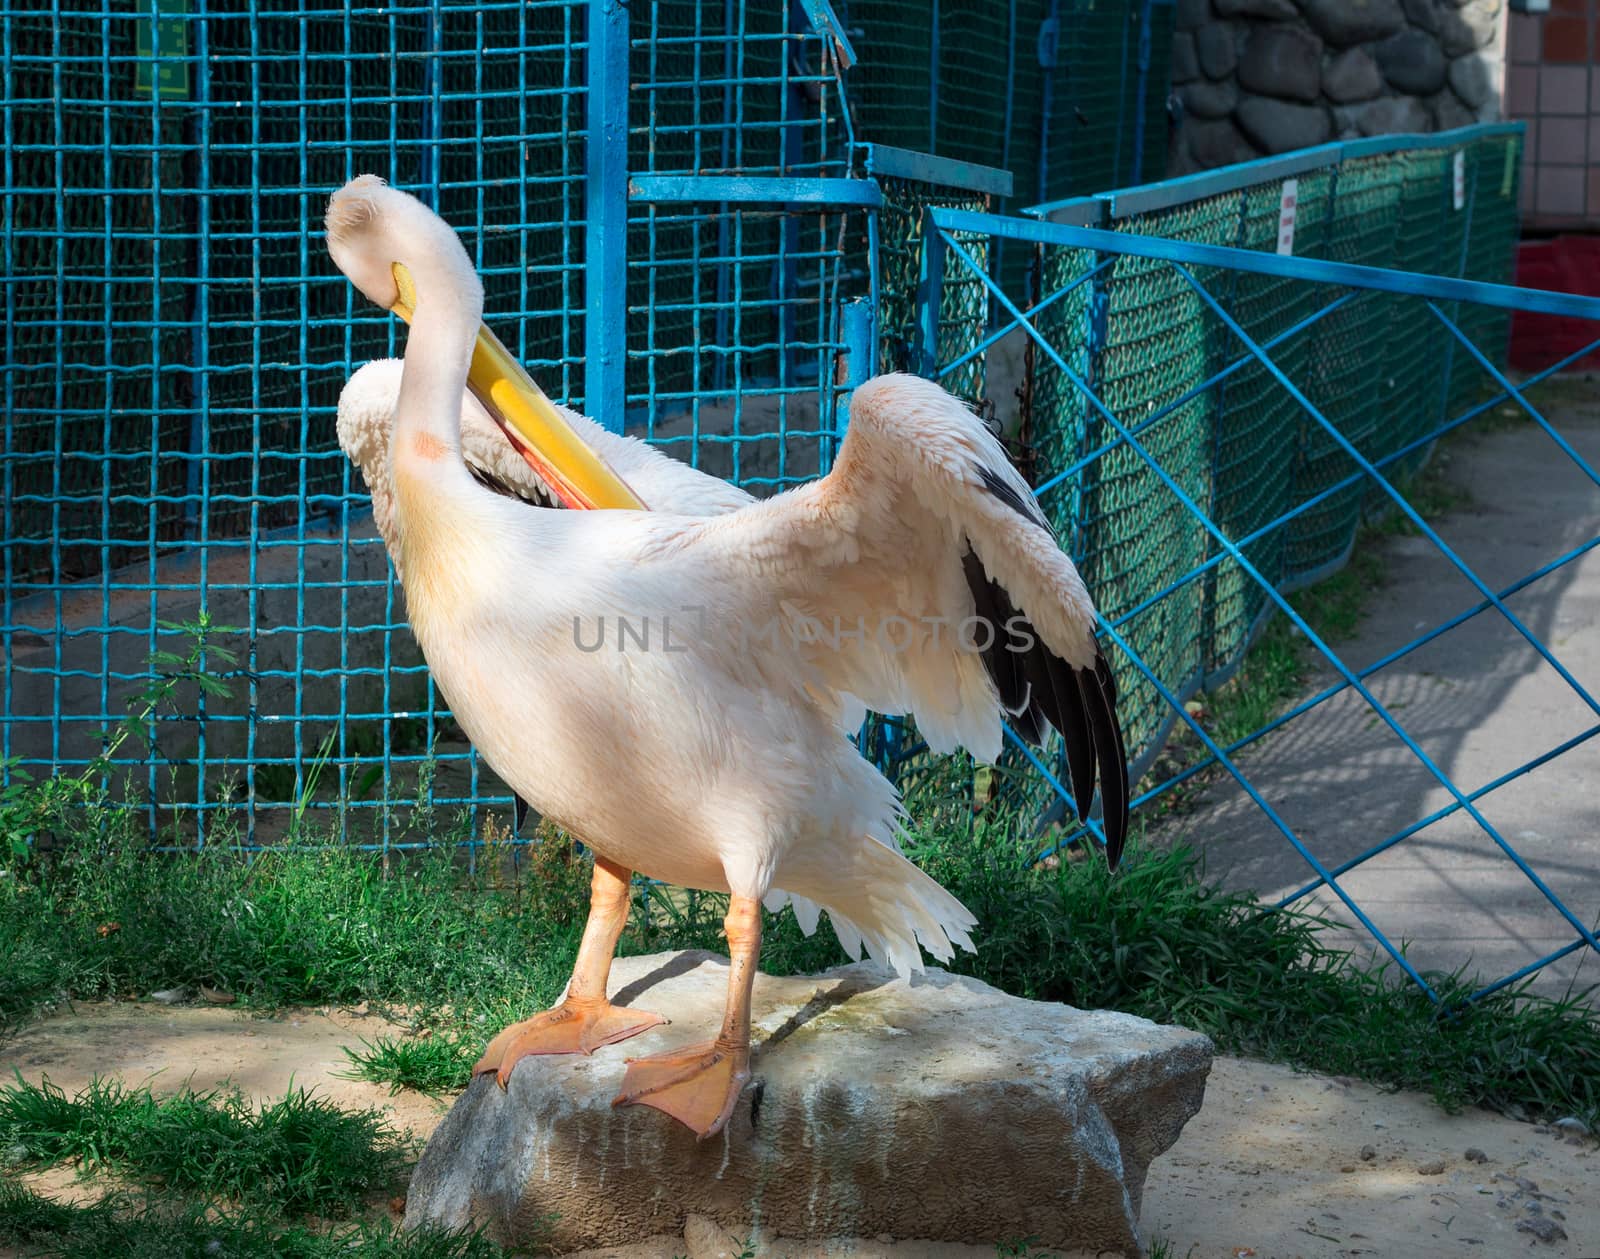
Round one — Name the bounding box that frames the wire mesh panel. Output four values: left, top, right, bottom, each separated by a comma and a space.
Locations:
875, 173, 992, 400
626, 200, 858, 491
914, 122, 1600, 1001
839, 0, 1176, 295
1, 2, 593, 847
2, 0, 963, 846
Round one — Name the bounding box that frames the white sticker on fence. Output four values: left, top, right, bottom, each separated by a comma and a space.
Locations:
1453, 150, 1466, 211
1277, 178, 1298, 256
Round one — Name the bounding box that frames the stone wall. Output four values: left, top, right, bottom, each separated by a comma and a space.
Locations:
1170, 0, 1506, 173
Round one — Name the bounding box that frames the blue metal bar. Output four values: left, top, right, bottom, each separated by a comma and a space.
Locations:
935, 228, 1600, 972
1024, 124, 1526, 220
585, 0, 629, 430
935, 256, 1119, 381
1142, 534, 1600, 823
837, 296, 874, 441
1427, 302, 1600, 491
928, 207, 1600, 321
796, 0, 856, 68
1278, 723, 1600, 910
913, 216, 947, 378
1340, 121, 1524, 161
627, 173, 884, 207
862, 144, 1014, 198
1467, 937, 1595, 1005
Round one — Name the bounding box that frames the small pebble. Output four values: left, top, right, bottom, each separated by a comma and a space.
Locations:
1532, 1124, 1550, 1134
1516, 1217, 1568, 1244
1340, 1164, 1356, 1174
1517, 1177, 1541, 1194
1525, 1200, 1543, 1215
1568, 1137, 1586, 1148
1359, 1144, 1376, 1161
1464, 1147, 1488, 1164
1553, 1116, 1591, 1139
1551, 1210, 1566, 1221
1416, 1158, 1448, 1176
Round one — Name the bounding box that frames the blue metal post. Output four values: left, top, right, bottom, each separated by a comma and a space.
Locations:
836, 297, 875, 448
912, 211, 948, 378
586, 0, 629, 431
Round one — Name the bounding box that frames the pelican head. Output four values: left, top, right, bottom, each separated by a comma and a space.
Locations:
324, 175, 643, 511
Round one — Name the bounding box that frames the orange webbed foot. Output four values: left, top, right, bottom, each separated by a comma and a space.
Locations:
611, 1039, 751, 1138
474, 999, 667, 1086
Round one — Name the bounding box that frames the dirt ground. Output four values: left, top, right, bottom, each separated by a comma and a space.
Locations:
1, 1001, 1595, 1258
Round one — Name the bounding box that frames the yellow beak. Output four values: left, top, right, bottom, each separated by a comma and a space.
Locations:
389, 262, 644, 510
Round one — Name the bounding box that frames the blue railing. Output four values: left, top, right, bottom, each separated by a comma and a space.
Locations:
910, 176, 1600, 1002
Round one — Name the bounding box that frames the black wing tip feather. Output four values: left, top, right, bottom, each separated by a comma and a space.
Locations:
975, 463, 1052, 534
1090, 651, 1131, 870
468, 462, 557, 510
961, 546, 1130, 872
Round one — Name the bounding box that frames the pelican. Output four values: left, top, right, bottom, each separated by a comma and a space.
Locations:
336, 360, 754, 578
325, 175, 1129, 1139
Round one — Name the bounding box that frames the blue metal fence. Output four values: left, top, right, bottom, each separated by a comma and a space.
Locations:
910, 149, 1600, 1002
4, 6, 1594, 1001
0, 1, 1012, 849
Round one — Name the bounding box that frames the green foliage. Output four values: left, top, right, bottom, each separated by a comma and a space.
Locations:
0, 1179, 518, 1259
338, 1034, 480, 1097
0, 1075, 411, 1217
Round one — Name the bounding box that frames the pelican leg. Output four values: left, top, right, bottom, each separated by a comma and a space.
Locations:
475, 855, 665, 1085
612, 895, 759, 1139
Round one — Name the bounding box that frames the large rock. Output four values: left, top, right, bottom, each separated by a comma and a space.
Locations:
1236, 95, 1332, 153
1432, 87, 1474, 130
1376, 28, 1449, 95
1239, 25, 1324, 102
1301, 0, 1406, 47
1171, 30, 1201, 84
405, 951, 1214, 1257
1215, 0, 1295, 20
1196, 24, 1237, 79
1441, 1, 1500, 56
1402, 0, 1442, 35
1447, 52, 1494, 109
1344, 94, 1434, 135
1180, 77, 1239, 119
1323, 48, 1384, 103
1187, 116, 1260, 167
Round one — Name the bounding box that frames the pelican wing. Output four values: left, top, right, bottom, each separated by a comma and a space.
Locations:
689, 372, 1128, 862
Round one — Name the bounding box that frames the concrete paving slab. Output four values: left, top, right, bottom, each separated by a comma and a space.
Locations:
1175, 389, 1600, 996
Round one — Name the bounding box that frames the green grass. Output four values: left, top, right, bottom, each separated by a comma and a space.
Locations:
0, 1075, 411, 1217
5, 776, 1599, 1133
3, 419, 1599, 1241
0, 1178, 513, 1259
338, 1033, 481, 1097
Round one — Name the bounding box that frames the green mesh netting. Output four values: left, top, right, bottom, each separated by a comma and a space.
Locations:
841, 0, 1175, 297
1007, 133, 1525, 789
876, 175, 992, 403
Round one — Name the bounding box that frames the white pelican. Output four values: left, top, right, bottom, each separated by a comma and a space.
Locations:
325, 175, 1128, 1139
